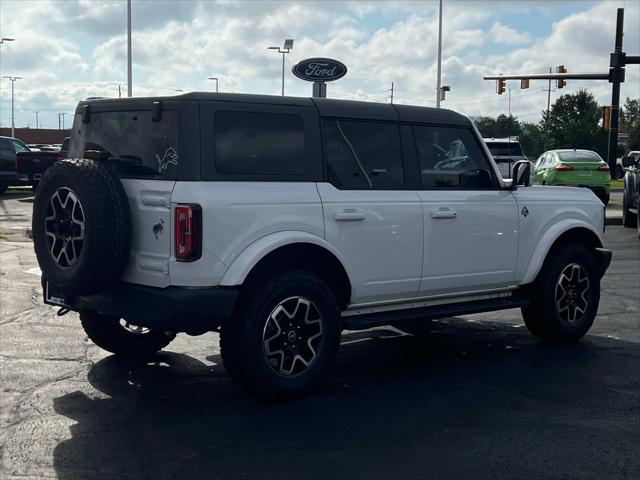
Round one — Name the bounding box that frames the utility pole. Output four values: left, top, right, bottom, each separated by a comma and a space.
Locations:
390, 82, 394, 104
127, 0, 132, 97
436, 0, 443, 108
35, 111, 39, 129
508, 87, 511, 117
118, 84, 122, 98
61, 113, 66, 130
3, 76, 22, 138
57, 113, 61, 130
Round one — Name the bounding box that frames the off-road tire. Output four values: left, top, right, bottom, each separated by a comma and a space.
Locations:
81, 310, 175, 358
32, 159, 131, 295
220, 270, 341, 400
622, 181, 637, 228
521, 244, 600, 342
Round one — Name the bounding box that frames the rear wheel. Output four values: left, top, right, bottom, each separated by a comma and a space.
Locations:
80, 310, 175, 359
521, 244, 599, 342
220, 270, 341, 399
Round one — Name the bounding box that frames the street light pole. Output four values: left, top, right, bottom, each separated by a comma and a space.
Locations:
268, 39, 294, 96
127, 0, 132, 97
436, 0, 443, 108
0, 38, 15, 128
208, 77, 219, 92
3, 76, 22, 137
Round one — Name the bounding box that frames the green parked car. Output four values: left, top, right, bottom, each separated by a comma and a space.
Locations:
532, 149, 611, 204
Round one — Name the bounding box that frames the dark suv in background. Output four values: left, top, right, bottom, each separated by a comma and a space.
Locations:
0, 136, 31, 194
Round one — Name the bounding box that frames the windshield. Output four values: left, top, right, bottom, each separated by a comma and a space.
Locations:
68, 110, 179, 178
486, 142, 525, 158
557, 151, 602, 162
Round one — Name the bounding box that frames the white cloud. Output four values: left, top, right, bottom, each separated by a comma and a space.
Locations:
488, 22, 532, 45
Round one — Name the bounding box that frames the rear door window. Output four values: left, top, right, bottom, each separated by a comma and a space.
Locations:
214, 111, 305, 175
323, 120, 404, 190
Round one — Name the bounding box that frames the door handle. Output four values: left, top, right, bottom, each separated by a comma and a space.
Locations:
430, 208, 458, 219
333, 210, 366, 221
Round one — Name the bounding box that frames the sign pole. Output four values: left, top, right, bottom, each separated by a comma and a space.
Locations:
312, 82, 326, 98
607, 8, 624, 175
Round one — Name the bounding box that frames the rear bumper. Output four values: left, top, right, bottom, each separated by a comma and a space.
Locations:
57, 282, 238, 333
0, 171, 29, 184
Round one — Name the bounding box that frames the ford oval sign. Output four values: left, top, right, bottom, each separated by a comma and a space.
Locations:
292, 58, 347, 82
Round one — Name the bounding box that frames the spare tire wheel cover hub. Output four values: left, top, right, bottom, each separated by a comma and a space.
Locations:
45, 187, 85, 269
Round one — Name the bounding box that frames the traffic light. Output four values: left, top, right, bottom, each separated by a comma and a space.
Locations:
520, 79, 530, 89
556, 65, 567, 88
602, 106, 611, 131
496, 78, 506, 95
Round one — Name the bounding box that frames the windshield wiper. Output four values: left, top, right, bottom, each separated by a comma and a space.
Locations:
106, 155, 159, 175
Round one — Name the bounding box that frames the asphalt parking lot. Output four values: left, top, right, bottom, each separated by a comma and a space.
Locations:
1, 188, 639, 480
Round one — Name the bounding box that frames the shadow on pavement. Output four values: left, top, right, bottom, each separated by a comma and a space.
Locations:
52, 319, 640, 480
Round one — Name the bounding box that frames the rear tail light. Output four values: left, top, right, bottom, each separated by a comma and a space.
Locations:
597, 164, 610, 172
554, 163, 573, 172
175, 204, 202, 262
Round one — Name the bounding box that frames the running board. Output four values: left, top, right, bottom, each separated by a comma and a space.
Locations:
342, 296, 529, 331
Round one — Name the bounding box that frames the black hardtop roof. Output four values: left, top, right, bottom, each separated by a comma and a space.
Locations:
76, 92, 470, 125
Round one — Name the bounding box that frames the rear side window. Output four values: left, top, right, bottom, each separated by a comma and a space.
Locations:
68, 110, 179, 178
486, 142, 525, 158
214, 111, 305, 175
323, 120, 404, 190
413, 126, 497, 189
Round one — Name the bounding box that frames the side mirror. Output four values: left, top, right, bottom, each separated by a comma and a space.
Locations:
511, 160, 532, 188
621, 156, 636, 168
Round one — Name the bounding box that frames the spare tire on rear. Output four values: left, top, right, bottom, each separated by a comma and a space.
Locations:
32, 158, 131, 296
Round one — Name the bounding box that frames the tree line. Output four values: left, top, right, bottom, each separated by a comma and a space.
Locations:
473, 90, 640, 160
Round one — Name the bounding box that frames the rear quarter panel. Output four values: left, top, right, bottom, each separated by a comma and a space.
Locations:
513, 186, 604, 285
169, 182, 324, 286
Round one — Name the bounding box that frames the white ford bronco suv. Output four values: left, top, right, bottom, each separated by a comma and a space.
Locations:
33, 93, 611, 399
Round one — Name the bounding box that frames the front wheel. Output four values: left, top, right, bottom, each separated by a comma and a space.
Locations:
80, 310, 175, 359
521, 244, 600, 342
220, 270, 341, 399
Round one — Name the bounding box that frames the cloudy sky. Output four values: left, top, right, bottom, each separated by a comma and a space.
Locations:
0, 0, 638, 130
